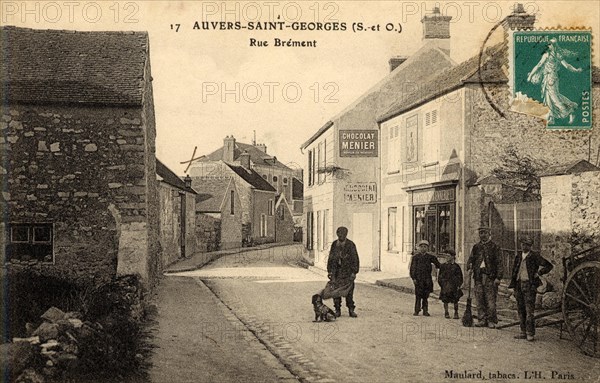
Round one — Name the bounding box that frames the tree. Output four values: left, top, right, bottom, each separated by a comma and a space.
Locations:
491, 145, 548, 199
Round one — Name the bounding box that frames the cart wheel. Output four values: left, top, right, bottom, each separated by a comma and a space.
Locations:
562, 261, 600, 358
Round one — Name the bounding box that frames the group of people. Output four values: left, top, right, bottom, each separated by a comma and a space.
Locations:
324, 225, 554, 342
410, 226, 553, 341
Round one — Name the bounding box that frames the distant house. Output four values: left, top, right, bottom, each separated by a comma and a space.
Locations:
0, 26, 161, 287
190, 135, 303, 209
156, 160, 197, 267
190, 153, 278, 244
194, 177, 242, 251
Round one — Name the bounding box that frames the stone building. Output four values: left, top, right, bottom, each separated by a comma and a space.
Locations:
190, 159, 277, 245
377, 7, 600, 277
156, 159, 197, 267
0, 26, 161, 287
197, 135, 302, 210
194, 177, 243, 251
301, 6, 455, 271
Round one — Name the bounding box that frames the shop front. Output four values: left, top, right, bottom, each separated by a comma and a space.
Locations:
410, 185, 457, 255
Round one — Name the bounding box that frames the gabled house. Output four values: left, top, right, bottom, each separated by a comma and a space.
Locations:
0, 26, 161, 286
190, 157, 277, 245
194, 177, 242, 251
196, 135, 302, 207
301, 7, 455, 272
156, 159, 197, 266
376, 6, 600, 278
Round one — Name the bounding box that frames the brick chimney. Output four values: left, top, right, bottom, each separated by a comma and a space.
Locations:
223, 135, 236, 163
240, 150, 251, 169
255, 143, 267, 153
389, 56, 409, 72
421, 6, 452, 55
503, 3, 535, 31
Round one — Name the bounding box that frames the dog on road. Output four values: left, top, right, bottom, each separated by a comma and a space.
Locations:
312, 294, 336, 322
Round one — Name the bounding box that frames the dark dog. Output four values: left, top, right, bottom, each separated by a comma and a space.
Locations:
311, 294, 336, 322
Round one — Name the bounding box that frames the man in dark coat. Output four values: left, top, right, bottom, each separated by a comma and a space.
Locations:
410, 240, 441, 316
466, 226, 502, 328
508, 236, 553, 342
327, 226, 360, 318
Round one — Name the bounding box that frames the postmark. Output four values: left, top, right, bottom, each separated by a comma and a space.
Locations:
509, 29, 593, 129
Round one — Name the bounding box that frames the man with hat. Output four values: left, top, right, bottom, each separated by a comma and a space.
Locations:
466, 226, 502, 328
327, 226, 360, 318
508, 235, 553, 341
410, 240, 441, 316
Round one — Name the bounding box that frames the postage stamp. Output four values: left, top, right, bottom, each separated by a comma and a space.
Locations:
509, 30, 593, 129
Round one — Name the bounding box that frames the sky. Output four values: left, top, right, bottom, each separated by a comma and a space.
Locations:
2, 0, 599, 174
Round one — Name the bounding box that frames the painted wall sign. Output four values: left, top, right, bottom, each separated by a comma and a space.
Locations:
344, 182, 377, 203
339, 130, 378, 157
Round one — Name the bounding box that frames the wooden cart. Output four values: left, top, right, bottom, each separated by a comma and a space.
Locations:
560, 245, 600, 358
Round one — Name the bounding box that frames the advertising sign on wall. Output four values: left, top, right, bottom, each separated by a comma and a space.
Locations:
339, 130, 378, 157
344, 182, 377, 203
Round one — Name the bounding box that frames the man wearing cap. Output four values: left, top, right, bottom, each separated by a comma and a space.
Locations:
508, 236, 553, 341
327, 226, 360, 318
466, 226, 502, 328
410, 240, 441, 316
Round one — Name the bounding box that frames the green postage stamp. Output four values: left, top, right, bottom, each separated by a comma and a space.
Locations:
510, 30, 593, 129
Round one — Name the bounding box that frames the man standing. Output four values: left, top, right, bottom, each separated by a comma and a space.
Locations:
327, 226, 360, 318
467, 226, 502, 328
508, 236, 553, 341
410, 240, 441, 316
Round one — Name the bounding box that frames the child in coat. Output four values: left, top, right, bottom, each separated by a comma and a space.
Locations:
438, 249, 464, 319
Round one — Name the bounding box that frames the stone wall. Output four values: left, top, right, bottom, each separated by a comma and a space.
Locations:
141, 57, 162, 288
0, 102, 153, 285
571, 171, 600, 252
158, 183, 182, 267
540, 170, 600, 290
196, 213, 221, 252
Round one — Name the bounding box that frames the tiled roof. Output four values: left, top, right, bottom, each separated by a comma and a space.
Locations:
292, 177, 303, 200
541, 159, 600, 177
302, 45, 455, 147
156, 159, 196, 194
205, 141, 292, 170
378, 44, 600, 123
226, 164, 276, 192
1, 26, 149, 105
378, 44, 506, 122
193, 178, 233, 212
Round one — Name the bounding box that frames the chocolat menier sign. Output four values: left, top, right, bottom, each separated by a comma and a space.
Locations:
339, 130, 378, 157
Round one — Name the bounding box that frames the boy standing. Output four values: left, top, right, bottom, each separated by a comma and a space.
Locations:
410, 240, 441, 316
438, 249, 464, 319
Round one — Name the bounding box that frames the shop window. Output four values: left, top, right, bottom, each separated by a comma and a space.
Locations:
6, 223, 53, 263
414, 204, 455, 254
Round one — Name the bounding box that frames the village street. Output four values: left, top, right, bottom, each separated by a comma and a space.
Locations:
149, 245, 600, 383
